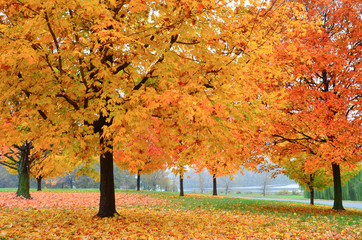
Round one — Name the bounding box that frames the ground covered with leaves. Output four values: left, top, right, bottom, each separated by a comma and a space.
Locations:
0, 191, 361, 239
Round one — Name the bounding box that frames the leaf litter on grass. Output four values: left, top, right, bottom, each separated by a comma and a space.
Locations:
0, 191, 360, 239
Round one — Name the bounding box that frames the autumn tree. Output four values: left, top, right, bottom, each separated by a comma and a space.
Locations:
220, 176, 235, 196
141, 170, 171, 191
0, 0, 315, 217
0, 142, 37, 198
114, 120, 169, 191
270, 0, 361, 210
272, 153, 332, 205
168, 139, 192, 197
274, 153, 360, 205
30, 152, 78, 191
0, 0, 236, 217
0, 100, 54, 198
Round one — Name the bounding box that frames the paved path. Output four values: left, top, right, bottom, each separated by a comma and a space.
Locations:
238, 196, 362, 209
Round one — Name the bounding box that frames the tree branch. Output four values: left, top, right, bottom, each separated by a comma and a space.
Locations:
175, 40, 200, 45
56, 93, 80, 110
114, 62, 131, 75
133, 34, 179, 91
45, 12, 63, 74
0, 160, 17, 170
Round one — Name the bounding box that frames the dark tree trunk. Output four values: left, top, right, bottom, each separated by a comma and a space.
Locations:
37, 176, 42, 191
180, 174, 184, 197
97, 136, 118, 218
213, 175, 217, 196
137, 171, 141, 191
17, 162, 31, 199
332, 163, 345, 210
310, 187, 314, 205
16, 143, 31, 199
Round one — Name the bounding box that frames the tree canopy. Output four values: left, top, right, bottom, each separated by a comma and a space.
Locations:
0, 0, 360, 216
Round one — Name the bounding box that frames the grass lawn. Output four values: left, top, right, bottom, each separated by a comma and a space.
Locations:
0, 190, 361, 239
0, 188, 305, 198
218, 192, 305, 199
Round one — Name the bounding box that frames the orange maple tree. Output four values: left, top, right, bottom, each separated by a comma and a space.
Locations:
0, 96, 58, 198
0, 0, 316, 217
269, 0, 361, 210
114, 118, 170, 191
0, 0, 245, 217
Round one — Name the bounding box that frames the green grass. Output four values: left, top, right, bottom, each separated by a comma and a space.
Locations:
142, 191, 362, 226
0, 188, 100, 192
1, 189, 361, 234
1, 190, 360, 239
0, 188, 18, 192
217, 192, 305, 199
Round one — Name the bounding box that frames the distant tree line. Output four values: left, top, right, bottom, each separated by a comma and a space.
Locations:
0, 164, 176, 191
180, 170, 296, 191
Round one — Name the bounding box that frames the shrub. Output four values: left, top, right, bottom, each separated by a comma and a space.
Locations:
277, 190, 290, 195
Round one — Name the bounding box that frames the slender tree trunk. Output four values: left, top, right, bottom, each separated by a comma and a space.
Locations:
332, 163, 345, 210
310, 188, 314, 205
213, 175, 217, 196
180, 174, 184, 197
69, 174, 73, 189
225, 183, 229, 196
137, 171, 141, 191
198, 173, 204, 193
262, 173, 270, 197
37, 176, 42, 191
262, 180, 267, 197
97, 136, 118, 218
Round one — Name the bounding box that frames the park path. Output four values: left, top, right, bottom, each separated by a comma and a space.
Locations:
238, 196, 362, 209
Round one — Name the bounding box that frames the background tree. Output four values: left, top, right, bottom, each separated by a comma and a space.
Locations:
304, 170, 362, 201
272, 153, 332, 204
0, 165, 17, 188
141, 170, 171, 191
220, 176, 234, 196
115, 123, 169, 191
270, 0, 361, 210
0, 141, 42, 198
30, 152, 77, 191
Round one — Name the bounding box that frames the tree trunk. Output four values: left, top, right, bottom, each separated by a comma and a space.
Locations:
198, 173, 204, 193
180, 174, 184, 197
137, 171, 141, 191
310, 187, 314, 205
16, 162, 31, 199
69, 174, 73, 189
213, 175, 217, 196
262, 179, 267, 197
332, 163, 345, 210
16, 143, 31, 199
225, 183, 229, 196
37, 176, 42, 191
97, 136, 118, 218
